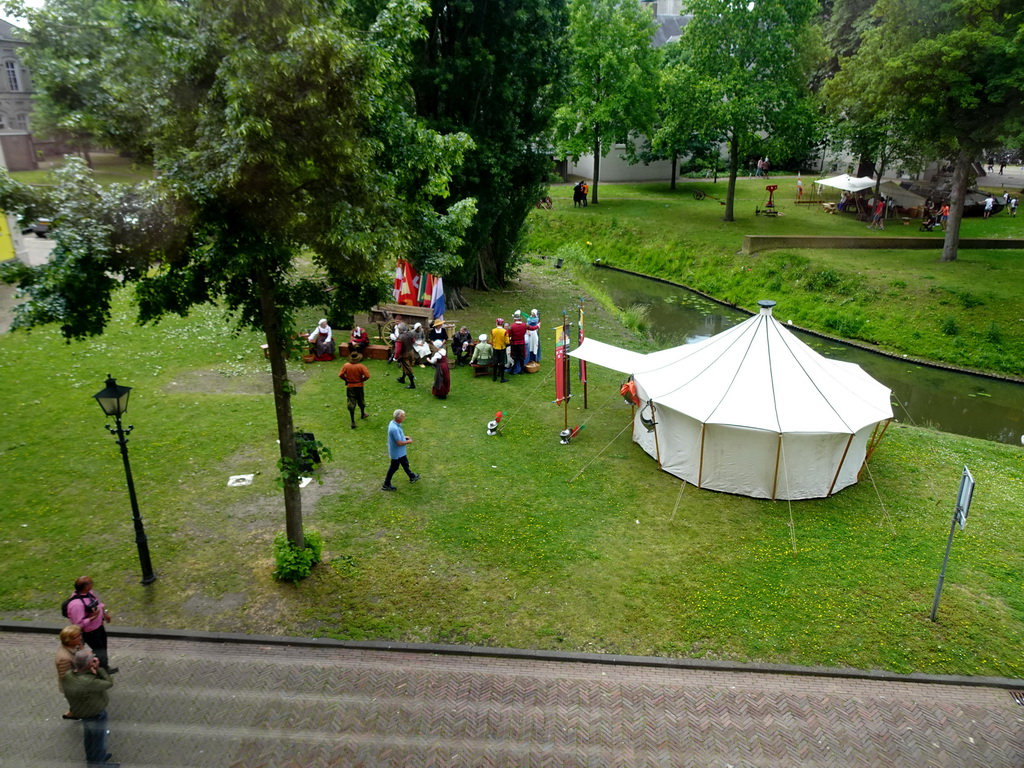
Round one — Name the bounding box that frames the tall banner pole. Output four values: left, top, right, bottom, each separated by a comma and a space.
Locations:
579, 298, 588, 409
562, 312, 570, 429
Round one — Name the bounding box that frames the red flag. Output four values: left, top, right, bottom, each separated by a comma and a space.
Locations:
398, 260, 418, 305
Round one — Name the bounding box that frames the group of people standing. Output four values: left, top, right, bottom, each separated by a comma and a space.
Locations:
388, 319, 453, 398
572, 181, 589, 207
55, 577, 119, 766
471, 309, 541, 383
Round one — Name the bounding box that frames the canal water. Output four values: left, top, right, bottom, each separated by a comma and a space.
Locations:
587, 266, 1024, 446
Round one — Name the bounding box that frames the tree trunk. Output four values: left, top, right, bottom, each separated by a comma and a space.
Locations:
591, 123, 600, 205
723, 131, 739, 222
940, 150, 972, 262
258, 274, 304, 548
670, 154, 677, 191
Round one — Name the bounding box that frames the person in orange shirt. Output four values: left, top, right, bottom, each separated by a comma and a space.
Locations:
581, 181, 589, 207
940, 201, 950, 230
490, 318, 510, 383
338, 351, 371, 428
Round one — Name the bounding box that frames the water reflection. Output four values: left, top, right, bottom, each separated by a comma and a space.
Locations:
589, 267, 1024, 445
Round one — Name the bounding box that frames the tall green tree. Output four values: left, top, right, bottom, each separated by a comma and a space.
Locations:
652, 42, 727, 191
11, 0, 169, 162
405, 0, 566, 292
826, 0, 1024, 261
680, 0, 822, 221
553, 0, 658, 205
0, 0, 474, 550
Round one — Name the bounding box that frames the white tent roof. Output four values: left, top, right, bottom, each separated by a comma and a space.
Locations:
572, 305, 892, 435
815, 174, 877, 193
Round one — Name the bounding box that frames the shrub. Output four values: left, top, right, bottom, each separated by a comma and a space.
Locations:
554, 241, 591, 267
618, 303, 651, 336
941, 316, 959, 336
805, 268, 841, 292
273, 530, 324, 582
821, 309, 866, 337
985, 322, 1003, 345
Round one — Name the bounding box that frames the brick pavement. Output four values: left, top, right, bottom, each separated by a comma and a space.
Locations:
3, 630, 1022, 767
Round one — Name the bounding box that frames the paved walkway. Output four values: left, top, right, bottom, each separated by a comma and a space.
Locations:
3, 629, 1023, 767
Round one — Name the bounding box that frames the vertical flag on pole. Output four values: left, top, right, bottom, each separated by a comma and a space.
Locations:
554, 323, 567, 405
430, 276, 446, 318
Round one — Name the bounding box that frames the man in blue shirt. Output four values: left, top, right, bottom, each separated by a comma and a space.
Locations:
382, 409, 420, 491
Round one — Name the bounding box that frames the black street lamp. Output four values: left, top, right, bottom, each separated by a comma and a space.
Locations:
93, 374, 157, 585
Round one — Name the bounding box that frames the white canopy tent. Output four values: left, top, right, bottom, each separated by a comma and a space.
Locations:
571, 301, 893, 500
815, 174, 877, 193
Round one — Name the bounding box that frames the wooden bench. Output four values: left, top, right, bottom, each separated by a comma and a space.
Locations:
471, 362, 493, 377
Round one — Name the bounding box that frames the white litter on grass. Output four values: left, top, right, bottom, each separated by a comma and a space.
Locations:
299, 477, 313, 488
227, 474, 254, 487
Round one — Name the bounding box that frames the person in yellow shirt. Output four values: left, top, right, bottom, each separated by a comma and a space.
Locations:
490, 318, 510, 383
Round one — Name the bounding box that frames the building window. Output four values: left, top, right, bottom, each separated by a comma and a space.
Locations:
11, 113, 26, 130
6, 61, 20, 91
0, 114, 7, 129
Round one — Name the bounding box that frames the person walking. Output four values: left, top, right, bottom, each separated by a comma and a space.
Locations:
382, 409, 419, 491
429, 340, 450, 399
65, 577, 116, 673
338, 351, 371, 428
63, 649, 118, 766
394, 323, 417, 389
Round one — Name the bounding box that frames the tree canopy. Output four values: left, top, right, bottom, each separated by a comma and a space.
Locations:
677, 0, 821, 221
826, 0, 1024, 260
406, 0, 567, 291
0, 0, 475, 549
553, 0, 658, 204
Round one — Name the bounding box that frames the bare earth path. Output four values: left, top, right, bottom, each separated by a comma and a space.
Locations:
3, 629, 1022, 767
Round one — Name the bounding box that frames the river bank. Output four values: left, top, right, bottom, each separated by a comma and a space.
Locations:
528, 180, 1024, 377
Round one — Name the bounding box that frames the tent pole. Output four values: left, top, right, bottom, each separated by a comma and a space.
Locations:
697, 425, 706, 488
859, 419, 892, 479
771, 434, 782, 500
827, 434, 856, 496
650, 403, 663, 468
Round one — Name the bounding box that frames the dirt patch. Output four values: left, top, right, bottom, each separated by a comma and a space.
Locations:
181, 591, 248, 615
163, 367, 310, 396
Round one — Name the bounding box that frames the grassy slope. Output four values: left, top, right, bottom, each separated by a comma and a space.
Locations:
527, 180, 1024, 376
1, 261, 1022, 678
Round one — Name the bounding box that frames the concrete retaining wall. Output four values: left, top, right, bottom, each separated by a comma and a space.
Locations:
741, 235, 1024, 254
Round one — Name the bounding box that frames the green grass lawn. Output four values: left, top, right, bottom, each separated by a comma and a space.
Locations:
1, 259, 1023, 679
528, 179, 1024, 377
11, 151, 156, 186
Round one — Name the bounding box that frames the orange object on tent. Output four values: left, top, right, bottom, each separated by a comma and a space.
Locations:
620, 379, 640, 407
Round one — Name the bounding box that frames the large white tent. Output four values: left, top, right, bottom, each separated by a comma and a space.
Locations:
571, 301, 893, 500
815, 174, 877, 193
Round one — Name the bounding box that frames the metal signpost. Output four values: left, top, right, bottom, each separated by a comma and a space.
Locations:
930, 466, 974, 622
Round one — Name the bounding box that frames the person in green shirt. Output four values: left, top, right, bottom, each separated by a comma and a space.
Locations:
63, 649, 117, 766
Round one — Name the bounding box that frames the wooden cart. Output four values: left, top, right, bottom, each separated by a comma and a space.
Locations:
368, 303, 435, 342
